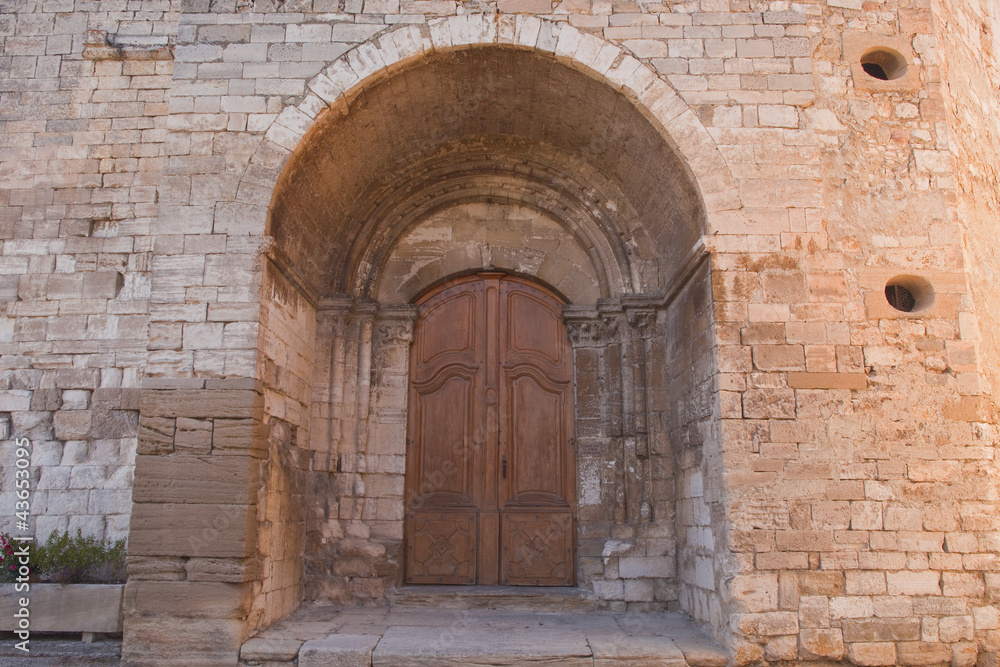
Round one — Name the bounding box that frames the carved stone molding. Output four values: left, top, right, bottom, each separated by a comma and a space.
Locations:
625, 309, 657, 338
375, 304, 418, 345
564, 307, 623, 347
375, 320, 415, 344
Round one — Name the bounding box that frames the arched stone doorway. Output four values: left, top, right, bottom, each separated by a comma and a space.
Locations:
124, 21, 739, 665
258, 42, 718, 616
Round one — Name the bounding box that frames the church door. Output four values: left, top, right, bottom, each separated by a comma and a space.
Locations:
404, 273, 576, 586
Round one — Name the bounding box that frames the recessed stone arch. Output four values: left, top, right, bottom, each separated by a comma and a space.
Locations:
233, 16, 740, 301
238, 13, 737, 651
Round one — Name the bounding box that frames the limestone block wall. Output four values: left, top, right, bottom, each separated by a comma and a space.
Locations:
0, 0, 179, 543
668, 259, 727, 633
933, 0, 1000, 399
0, 0, 998, 665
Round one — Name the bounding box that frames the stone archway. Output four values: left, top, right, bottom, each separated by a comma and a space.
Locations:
125, 17, 739, 665
259, 39, 726, 623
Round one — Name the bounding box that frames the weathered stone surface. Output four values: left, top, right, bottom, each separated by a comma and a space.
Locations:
124, 581, 252, 619
3, 3, 1000, 666
299, 635, 381, 667
0, 584, 123, 633
122, 615, 246, 667
128, 502, 256, 558
240, 637, 303, 662
132, 454, 259, 505
140, 389, 260, 419
372, 625, 592, 666
587, 631, 686, 666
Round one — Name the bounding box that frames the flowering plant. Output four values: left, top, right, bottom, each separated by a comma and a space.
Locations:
0, 532, 29, 583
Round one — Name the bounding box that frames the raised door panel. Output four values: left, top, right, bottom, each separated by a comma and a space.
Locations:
500, 509, 573, 586
506, 289, 566, 367
416, 289, 478, 367
406, 510, 477, 585
506, 374, 569, 503
412, 375, 475, 503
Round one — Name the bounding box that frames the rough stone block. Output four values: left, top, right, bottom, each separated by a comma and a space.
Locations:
124, 581, 252, 619
894, 641, 952, 666
846, 642, 896, 666
241, 638, 304, 662
53, 410, 92, 439
132, 454, 259, 505
799, 628, 844, 660
140, 388, 260, 419
91, 408, 139, 439
129, 502, 256, 557
842, 618, 921, 642
122, 614, 246, 667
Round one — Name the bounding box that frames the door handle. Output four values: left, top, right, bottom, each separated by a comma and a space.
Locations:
502, 454, 507, 479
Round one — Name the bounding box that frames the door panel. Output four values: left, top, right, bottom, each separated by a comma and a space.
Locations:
405, 274, 574, 586
417, 290, 478, 364
406, 510, 477, 584
501, 509, 574, 586
415, 375, 475, 501
508, 374, 568, 502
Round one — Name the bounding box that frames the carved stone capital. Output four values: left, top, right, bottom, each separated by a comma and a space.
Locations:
565, 313, 622, 347
375, 319, 414, 344
375, 305, 418, 344
625, 309, 657, 338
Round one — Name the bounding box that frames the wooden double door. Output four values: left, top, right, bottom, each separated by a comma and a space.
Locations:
404, 273, 576, 586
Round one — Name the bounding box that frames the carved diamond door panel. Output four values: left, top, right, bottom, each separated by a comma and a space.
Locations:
406, 511, 477, 584
405, 274, 575, 586
501, 509, 574, 586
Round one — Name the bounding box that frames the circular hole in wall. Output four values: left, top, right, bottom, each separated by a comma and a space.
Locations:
861, 48, 907, 80
884, 275, 934, 313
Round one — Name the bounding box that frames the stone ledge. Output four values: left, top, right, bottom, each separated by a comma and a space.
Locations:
0, 584, 123, 633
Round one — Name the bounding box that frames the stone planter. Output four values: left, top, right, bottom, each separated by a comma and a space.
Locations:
0, 583, 124, 633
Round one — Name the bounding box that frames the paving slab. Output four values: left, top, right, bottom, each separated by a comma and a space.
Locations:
240, 637, 303, 661
298, 634, 381, 667
240, 602, 730, 667
372, 624, 593, 666
587, 630, 688, 667
0, 636, 121, 666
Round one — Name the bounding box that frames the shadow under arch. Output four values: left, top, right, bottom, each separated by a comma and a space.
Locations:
260, 27, 736, 304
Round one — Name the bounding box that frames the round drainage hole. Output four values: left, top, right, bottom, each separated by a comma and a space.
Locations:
861, 48, 907, 81
885, 284, 916, 312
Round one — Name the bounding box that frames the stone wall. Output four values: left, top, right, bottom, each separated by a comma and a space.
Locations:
934, 0, 1000, 396
669, 258, 727, 635
0, 0, 999, 665
0, 0, 179, 543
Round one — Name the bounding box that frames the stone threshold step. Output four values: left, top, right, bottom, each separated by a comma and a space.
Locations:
240, 607, 730, 667
389, 585, 597, 612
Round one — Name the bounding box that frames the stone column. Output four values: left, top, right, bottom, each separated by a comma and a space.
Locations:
623, 308, 658, 524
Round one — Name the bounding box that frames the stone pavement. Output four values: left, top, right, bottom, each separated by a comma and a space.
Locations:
0, 636, 121, 666
240, 602, 729, 666
0, 595, 729, 666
